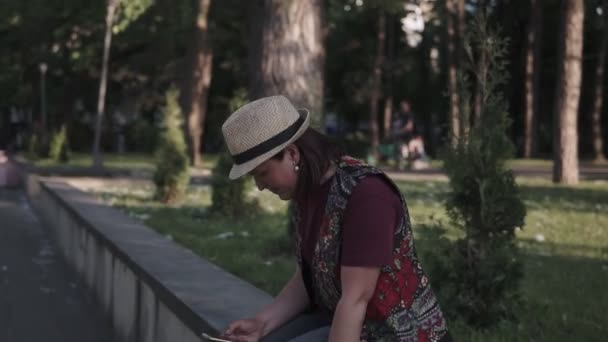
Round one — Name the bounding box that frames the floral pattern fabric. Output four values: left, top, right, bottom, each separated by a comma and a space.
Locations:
293, 157, 448, 341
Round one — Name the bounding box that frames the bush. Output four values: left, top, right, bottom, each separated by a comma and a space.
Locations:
153, 87, 190, 204
428, 14, 526, 328
49, 125, 70, 162
210, 150, 252, 217
210, 88, 255, 217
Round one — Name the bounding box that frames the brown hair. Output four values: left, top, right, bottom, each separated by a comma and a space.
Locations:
272, 128, 344, 200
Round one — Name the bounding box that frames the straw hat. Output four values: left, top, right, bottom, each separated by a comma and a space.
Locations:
222, 95, 310, 179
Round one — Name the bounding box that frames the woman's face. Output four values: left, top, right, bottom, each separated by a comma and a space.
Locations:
250, 145, 299, 201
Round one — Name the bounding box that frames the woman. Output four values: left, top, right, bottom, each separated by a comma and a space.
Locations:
222, 96, 449, 342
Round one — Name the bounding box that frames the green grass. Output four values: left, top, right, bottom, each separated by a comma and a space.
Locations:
25, 152, 608, 175
87, 176, 608, 341
396, 178, 608, 341
31, 152, 157, 170
92, 180, 294, 295
23, 152, 218, 170
383, 158, 608, 170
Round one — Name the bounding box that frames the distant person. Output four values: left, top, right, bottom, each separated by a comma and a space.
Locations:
324, 111, 338, 136
0, 150, 20, 187
392, 100, 429, 167
391, 100, 415, 143
221, 95, 450, 342
408, 132, 427, 159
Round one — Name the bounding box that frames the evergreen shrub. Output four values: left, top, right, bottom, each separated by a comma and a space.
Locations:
49, 125, 70, 162
153, 86, 190, 204
427, 15, 527, 328
210, 89, 255, 217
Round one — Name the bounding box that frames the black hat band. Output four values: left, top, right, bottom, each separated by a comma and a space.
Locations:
232, 114, 306, 165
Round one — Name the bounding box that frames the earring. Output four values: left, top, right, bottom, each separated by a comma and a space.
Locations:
293, 162, 300, 172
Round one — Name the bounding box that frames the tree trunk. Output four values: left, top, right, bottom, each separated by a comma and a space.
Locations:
446, 0, 460, 143
456, 0, 465, 68
473, 43, 487, 127
473, 1, 487, 127
457, 0, 468, 136
92, 0, 119, 168
383, 97, 393, 141
248, 0, 264, 99
591, 3, 607, 162
523, 0, 542, 158
250, 0, 326, 129
186, 0, 213, 167
383, 15, 394, 141
419, 21, 433, 154
553, 0, 584, 184
369, 11, 386, 162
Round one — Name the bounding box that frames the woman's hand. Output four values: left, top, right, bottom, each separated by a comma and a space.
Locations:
224, 267, 309, 341
224, 317, 266, 342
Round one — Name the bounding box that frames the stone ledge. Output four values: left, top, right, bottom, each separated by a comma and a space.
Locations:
28, 175, 280, 341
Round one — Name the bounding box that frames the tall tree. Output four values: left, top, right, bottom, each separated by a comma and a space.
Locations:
248, 0, 325, 238
472, 0, 487, 126
523, 0, 543, 158
92, 0, 119, 168
383, 14, 395, 140
438, 14, 526, 325
185, 0, 213, 166
91, 0, 153, 167
446, 0, 461, 142
369, 10, 386, 162
553, 0, 585, 184
249, 0, 326, 129
591, 0, 607, 162
456, 0, 465, 63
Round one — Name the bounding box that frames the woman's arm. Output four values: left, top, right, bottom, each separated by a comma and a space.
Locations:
328, 265, 380, 342
255, 265, 311, 336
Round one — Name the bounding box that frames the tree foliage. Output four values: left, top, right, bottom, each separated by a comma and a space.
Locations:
113, 0, 154, 34
153, 86, 190, 204
49, 124, 70, 162
428, 14, 527, 328
2, 1, 606, 167
210, 88, 251, 217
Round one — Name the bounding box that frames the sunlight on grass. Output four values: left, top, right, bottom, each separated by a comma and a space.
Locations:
86, 176, 608, 342
24, 152, 218, 170
28, 153, 602, 174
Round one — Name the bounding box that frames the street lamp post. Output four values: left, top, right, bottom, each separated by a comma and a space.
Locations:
39, 62, 48, 132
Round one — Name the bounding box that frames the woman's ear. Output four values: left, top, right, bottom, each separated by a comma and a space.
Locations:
285, 144, 300, 165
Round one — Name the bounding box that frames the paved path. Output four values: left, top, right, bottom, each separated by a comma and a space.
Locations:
382, 164, 608, 182
0, 188, 113, 342
63, 164, 608, 190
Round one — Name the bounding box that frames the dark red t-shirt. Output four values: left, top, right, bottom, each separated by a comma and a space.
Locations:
296, 175, 402, 268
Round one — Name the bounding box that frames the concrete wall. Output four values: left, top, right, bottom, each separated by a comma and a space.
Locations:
23, 174, 324, 342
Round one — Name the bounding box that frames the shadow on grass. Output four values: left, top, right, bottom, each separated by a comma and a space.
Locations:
413, 228, 608, 342
519, 183, 608, 208
102, 202, 294, 295
517, 251, 608, 342
394, 179, 608, 214
27, 164, 213, 186
518, 238, 608, 259
88, 181, 607, 340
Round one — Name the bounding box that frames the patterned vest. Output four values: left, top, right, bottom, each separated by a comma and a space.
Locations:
294, 157, 448, 342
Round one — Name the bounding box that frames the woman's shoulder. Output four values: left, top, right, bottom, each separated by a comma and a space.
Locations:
354, 174, 398, 195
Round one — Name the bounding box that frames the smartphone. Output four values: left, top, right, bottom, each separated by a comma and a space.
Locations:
201, 332, 232, 342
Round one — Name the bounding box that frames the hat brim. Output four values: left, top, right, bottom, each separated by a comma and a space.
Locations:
228, 109, 310, 180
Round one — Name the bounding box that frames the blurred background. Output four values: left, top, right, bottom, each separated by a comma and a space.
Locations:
0, 0, 606, 178
1, 2, 607, 341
